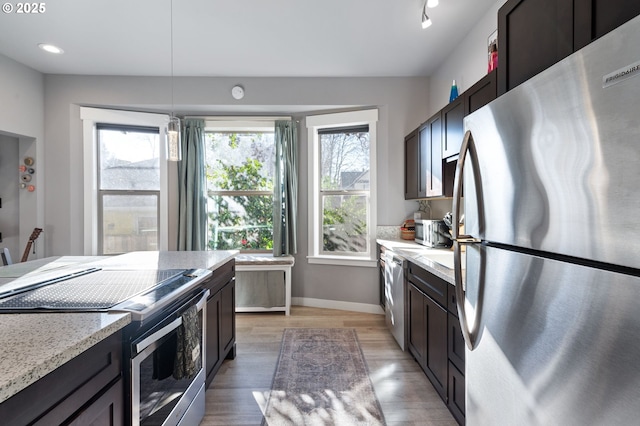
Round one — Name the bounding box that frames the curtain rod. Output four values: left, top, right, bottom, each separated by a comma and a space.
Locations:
184, 115, 292, 121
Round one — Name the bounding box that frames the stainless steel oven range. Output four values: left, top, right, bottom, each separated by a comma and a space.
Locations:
0, 267, 213, 426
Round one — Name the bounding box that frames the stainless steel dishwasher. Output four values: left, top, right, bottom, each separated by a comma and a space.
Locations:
384, 249, 406, 351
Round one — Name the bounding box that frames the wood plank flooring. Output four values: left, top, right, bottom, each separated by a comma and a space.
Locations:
201, 306, 457, 426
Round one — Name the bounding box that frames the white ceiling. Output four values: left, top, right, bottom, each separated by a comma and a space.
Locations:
0, 0, 497, 77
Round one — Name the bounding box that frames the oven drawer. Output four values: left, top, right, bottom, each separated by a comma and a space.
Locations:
0, 331, 123, 426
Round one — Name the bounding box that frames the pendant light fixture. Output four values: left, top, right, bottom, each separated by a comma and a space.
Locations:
421, 1, 432, 29
167, 0, 182, 162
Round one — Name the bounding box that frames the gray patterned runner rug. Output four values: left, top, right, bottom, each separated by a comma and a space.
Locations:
262, 328, 386, 426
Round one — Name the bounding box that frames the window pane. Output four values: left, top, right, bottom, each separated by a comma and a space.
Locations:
98, 127, 160, 190
205, 132, 275, 191
322, 194, 368, 253
205, 131, 275, 251
208, 194, 273, 250
102, 194, 158, 254
320, 131, 370, 190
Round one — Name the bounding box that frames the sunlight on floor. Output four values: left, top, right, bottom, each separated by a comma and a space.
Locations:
253, 379, 387, 425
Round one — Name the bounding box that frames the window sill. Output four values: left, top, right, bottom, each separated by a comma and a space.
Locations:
307, 256, 377, 268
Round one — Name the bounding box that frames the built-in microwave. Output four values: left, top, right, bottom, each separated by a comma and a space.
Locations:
414, 220, 453, 248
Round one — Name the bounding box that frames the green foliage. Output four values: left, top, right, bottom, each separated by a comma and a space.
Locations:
207, 153, 274, 251
322, 195, 367, 253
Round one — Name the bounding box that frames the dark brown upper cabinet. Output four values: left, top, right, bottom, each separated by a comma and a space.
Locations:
574, 0, 640, 50
498, 0, 640, 95
420, 113, 445, 198
403, 71, 496, 200
442, 97, 464, 159
498, 0, 573, 95
404, 129, 419, 199
464, 69, 497, 116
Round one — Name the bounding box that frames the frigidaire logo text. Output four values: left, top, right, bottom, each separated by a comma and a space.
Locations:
605, 64, 640, 84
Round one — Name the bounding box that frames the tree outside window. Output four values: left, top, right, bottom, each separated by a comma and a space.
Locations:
319, 128, 370, 254
205, 131, 275, 251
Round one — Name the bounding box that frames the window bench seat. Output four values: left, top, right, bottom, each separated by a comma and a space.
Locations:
234, 254, 295, 316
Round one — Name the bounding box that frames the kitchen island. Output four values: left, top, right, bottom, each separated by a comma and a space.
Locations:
0, 250, 237, 424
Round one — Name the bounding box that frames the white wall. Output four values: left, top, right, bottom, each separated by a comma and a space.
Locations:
0, 54, 45, 257
0, 135, 19, 260
429, 0, 507, 115
43, 74, 430, 307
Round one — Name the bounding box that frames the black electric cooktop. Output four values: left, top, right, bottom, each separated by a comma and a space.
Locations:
0, 269, 188, 311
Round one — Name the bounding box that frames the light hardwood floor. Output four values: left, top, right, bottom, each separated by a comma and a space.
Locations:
201, 306, 457, 426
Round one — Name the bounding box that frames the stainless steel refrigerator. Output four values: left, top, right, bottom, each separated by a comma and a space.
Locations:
452, 15, 640, 425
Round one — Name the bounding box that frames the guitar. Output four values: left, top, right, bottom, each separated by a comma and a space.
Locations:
21, 228, 43, 263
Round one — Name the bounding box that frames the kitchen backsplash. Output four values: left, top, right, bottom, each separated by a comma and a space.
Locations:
376, 226, 399, 239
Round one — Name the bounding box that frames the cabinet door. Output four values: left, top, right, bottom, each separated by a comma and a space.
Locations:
448, 361, 466, 425
574, 0, 640, 50
497, 0, 573, 95
206, 290, 221, 385
407, 283, 426, 366
464, 70, 497, 116
448, 312, 465, 372
424, 293, 448, 400
442, 98, 464, 159
424, 113, 444, 198
220, 278, 236, 358
404, 130, 419, 199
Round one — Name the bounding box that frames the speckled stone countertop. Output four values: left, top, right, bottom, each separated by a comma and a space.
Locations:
377, 238, 459, 284
88, 250, 238, 271
0, 311, 130, 403
0, 250, 238, 404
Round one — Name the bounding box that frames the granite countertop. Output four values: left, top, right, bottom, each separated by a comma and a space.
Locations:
0, 250, 238, 405
0, 311, 130, 404
88, 250, 238, 271
377, 238, 461, 284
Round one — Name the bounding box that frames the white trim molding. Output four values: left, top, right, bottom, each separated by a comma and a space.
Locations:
291, 297, 384, 315
80, 107, 170, 255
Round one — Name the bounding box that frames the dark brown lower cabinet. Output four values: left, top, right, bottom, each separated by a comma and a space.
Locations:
407, 276, 448, 400
407, 262, 467, 424
203, 258, 236, 388
0, 331, 123, 426
448, 361, 466, 424
67, 378, 123, 426
448, 310, 466, 425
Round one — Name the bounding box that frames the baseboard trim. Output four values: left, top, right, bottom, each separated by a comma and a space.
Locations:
291, 297, 384, 315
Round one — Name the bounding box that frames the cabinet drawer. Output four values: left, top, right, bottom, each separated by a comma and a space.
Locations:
407, 261, 448, 307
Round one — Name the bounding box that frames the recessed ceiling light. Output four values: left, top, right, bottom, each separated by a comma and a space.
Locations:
38, 43, 64, 54
427, 0, 439, 8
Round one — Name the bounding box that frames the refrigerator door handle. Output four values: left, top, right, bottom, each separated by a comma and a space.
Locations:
453, 130, 483, 351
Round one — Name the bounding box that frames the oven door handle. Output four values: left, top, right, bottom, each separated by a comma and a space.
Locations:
134, 289, 209, 354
